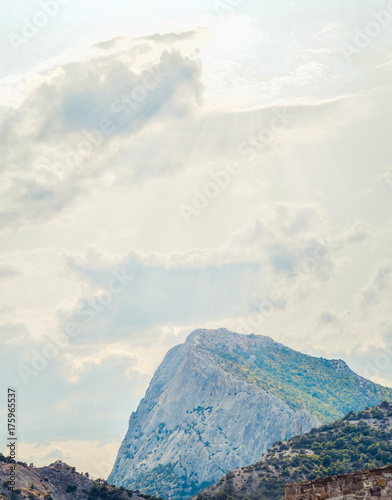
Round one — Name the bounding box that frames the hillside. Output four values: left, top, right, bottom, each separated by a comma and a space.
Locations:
108, 328, 392, 500
201, 337, 392, 424
199, 401, 392, 500
0, 458, 162, 500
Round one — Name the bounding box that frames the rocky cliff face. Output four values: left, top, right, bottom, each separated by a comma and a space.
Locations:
198, 402, 392, 500
108, 329, 392, 500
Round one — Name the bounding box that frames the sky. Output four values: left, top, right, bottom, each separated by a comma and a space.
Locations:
1, 0, 392, 479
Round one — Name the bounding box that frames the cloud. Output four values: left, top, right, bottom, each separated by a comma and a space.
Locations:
0, 322, 29, 342
93, 37, 126, 51
0, 263, 20, 278
355, 260, 392, 311
63, 251, 262, 343
3, 19, 391, 235
54, 202, 370, 350
0, 331, 150, 445
0, 42, 204, 232
140, 30, 199, 44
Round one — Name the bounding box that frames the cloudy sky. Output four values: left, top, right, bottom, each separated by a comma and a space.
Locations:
1, 0, 392, 478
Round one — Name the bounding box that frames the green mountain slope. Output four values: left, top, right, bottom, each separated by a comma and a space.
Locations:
198, 401, 392, 500
203, 338, 392, 423
110, 329, 392, 500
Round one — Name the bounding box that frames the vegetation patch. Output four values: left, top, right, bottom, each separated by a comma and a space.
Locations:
199, 402, 392, 500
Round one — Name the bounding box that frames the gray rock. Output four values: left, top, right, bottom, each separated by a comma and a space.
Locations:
108, 329, 320, 499
108, 328, 392, 500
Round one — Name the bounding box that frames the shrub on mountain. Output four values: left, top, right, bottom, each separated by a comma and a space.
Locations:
204, 403, 392, 500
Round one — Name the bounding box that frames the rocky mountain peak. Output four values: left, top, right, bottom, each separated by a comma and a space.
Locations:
108, 328, 392, 500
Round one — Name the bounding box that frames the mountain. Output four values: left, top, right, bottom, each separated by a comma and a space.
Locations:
0, 457, 162, 500
199, 401, 392, 500
108, 328, 392, 500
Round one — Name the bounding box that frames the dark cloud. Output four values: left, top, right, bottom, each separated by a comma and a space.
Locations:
0, 264, 21, 278
93, 37, 126, 50
0, 47, 203, 232
140, 30, 199, 43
